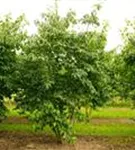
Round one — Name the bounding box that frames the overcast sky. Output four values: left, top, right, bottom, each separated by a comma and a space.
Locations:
0, 0, 135, 50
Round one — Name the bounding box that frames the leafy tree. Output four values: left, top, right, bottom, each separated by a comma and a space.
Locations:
0, 14, 27, 119
104, 50, 123, 97
14, 6, 110, 142
120, 19, 135, 107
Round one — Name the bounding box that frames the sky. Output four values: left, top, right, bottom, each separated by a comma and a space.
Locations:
0, 0, 135, 50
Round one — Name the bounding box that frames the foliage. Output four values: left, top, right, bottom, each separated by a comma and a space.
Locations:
12, 5, 110, 142
104, 50, 120, 97
31, 102, 76, 143
121, 19, 135, 107
106, 97, 132, 107
0, 14, 27, 119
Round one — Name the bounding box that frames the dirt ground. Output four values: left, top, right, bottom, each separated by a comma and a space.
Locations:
0, 131, 135, 150
3, 116, 135, 125
91, 118, 135, 124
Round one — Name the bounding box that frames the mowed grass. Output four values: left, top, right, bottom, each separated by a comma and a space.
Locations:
0, 123, 135, 136
74, 123, 135, 136
92, 107, 135, 118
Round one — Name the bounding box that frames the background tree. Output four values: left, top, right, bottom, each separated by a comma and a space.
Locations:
0, 14, 27, 119
104, 49, 124, 96
120, 19, 135, 107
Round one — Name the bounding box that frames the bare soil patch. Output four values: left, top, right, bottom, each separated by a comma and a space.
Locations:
4, 116, 28, 124
3, 116, 135, 125
91, 118, 135, 124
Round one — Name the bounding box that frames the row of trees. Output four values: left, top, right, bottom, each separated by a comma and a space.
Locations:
0, 5, 135, 142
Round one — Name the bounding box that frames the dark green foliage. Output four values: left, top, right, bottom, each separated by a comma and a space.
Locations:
104, 50, 123, 97
0, 14, 27, 118
120, 19, 135, 106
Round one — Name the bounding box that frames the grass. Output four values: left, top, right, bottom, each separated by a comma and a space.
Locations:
74, 123, 135, 136
0, 123, 34, 132
0, 123, 135, 136
92, 107, 135, 118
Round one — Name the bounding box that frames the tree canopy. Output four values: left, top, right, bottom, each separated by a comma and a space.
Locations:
120, 19, 135, 106
0, 14, 27, 117
11, 7, 111, 142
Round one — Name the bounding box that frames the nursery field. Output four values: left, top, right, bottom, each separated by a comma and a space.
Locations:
1, 2, 135, 149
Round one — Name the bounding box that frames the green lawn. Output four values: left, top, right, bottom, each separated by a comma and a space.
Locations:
0, 123, 135, 136
74, 123, 135, 136
92, 107, 135, 118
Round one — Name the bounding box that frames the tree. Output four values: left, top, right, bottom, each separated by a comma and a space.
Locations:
13, 6, 110, 143
0, 14, 27, 119
120, 19, 135, 107
104, 49, 124, 97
